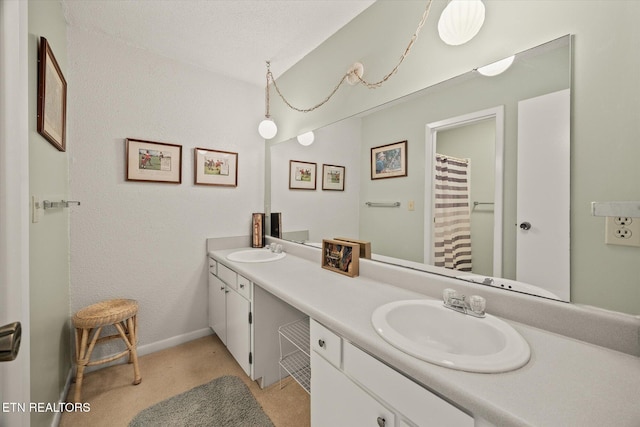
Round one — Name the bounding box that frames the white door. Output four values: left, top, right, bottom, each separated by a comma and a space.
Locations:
1, 1, 30, 425
225, 289, 251, 377
209, 275, 227, 345
516, 89, 570, 300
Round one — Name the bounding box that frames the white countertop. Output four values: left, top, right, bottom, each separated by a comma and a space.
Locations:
209, 247, 640, 427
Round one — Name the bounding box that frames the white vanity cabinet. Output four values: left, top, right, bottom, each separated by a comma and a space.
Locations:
226, 283, 251, 376
208, 255, 305, 388
209, 260, 252, 377
310, 319, 474, 427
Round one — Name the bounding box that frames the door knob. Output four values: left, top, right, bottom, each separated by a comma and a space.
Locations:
519, 222, 532, 230
0, 322, 21, 362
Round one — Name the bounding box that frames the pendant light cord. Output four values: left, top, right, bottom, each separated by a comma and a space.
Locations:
265, 0, 433, 114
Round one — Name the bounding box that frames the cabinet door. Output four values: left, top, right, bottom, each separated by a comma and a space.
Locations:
311, 351, 395, 427
226, 289, 251, 377
209, 274, 226, 345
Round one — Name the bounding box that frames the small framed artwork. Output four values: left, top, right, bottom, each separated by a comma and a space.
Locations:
37, 37, 67, 152
371, 140, 408, 180
321, 239, 360, 277
322, 164, 345, 191
126, 138, 182, 184
289, 160, 317, 190
194, 148, 238, 186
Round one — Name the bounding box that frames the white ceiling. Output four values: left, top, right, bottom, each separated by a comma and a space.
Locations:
62, 0, 376, 87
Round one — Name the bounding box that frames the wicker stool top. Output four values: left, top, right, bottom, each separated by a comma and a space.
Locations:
73, 299, 138, 329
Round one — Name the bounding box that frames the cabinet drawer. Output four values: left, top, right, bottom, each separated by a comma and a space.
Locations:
237, 274, 251, 300
208, 258, 217, 275
217, 263, 237, 290
343, 342, 473, 427
310, 319, 342, 369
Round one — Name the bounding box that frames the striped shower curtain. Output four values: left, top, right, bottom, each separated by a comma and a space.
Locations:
433, 154, 472, 271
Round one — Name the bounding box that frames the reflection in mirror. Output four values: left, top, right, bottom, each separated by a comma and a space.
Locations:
269, 35, 571, 302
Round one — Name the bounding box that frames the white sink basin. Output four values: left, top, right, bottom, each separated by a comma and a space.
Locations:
371, 300, 530, 373
226, 249, 286, 263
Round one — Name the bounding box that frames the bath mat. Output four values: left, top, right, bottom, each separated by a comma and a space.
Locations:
129, 375, 274, 427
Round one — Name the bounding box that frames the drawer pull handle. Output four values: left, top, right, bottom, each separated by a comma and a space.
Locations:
240, 284, 245, 289
377, 417, 386, 427
318, 339, 325, 348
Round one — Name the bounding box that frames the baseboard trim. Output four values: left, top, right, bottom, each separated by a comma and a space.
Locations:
137, 328, 213, 357
52, 369, 74, 427
81, 328, 213, 374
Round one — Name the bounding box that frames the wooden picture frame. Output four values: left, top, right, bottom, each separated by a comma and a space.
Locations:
371, 140, 408, 180
322, 164, 345, 191
289, 160, 317, 190
334, 237, 371, 259
321, 239, 360, 277
194, 148, 238, 186
126, 138, 182, 184
37, 37, 67, 152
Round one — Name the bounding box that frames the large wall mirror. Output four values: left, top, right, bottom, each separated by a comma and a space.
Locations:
269, 35, 571, 302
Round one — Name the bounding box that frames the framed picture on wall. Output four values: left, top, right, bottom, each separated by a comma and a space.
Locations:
37, 37, 67, 152
126, 138, 182, 183
322, 164, 345, 191
289, 160, 317, 190
321, 239, 360, 277
194, 148, 238, 186
371, 140, 408, 180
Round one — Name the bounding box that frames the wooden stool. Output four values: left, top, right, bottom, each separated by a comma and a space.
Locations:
72, 299, 142, 402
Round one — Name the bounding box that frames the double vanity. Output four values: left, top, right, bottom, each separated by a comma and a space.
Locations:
207, 236, 640, 426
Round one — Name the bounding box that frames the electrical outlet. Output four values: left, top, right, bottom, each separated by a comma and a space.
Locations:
605, 216, 640, 247
408, 200, 415, 211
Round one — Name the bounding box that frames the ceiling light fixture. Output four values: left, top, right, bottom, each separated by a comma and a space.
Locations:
258, 0, 434, 141
296, 131, 315, 146
476, 55, 515, 76
438, 0, 485, 46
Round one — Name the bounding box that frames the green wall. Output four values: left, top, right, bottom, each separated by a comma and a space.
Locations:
270, 1, 640, 315
28, 1, 71, 426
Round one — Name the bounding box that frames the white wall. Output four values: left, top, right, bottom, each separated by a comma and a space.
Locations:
67, 27, 264, 353
270, 117, 361, 242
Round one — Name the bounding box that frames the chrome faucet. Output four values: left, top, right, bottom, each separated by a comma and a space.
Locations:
442, 289, 486, 318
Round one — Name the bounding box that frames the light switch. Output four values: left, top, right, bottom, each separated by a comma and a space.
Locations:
408, 200, 415, 211
31, 196, 41, 223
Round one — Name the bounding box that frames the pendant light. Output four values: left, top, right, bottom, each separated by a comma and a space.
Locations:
297, 131, 315, 146
477, 55, 515, 76
438, 0, 485, 46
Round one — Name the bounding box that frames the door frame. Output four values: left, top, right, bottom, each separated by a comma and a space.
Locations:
424, 106, 505, 276
1, 1, 31, 424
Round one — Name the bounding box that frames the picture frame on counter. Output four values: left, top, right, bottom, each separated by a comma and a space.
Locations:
334, 237, 371, 259
322, 164, 345, 191
194, 147, 238, 186
126, 138, 182, 184
37, 37, 67, 152
371, 140, 408, 180
321, 239, 359, 277
289, 160, 317, 190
